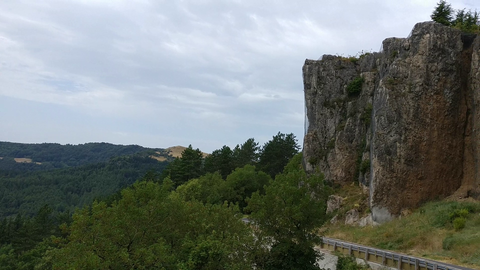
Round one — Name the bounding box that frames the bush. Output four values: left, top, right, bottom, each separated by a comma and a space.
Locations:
336, 255, 370, 270
449, 208, 469, 221
453, 217, 466, 231
361, 103, 373, 126
346, 76, 364, 96
442, 235, 455, 250
359, 159, 370, 174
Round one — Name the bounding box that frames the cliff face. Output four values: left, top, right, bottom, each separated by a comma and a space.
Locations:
303, 22, 480, 222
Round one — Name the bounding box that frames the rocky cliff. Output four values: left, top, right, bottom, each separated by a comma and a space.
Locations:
302, 22, 480, 223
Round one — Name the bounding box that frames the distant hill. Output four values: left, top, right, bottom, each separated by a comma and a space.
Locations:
0, 141, 174, 218
0, 141, 161, 171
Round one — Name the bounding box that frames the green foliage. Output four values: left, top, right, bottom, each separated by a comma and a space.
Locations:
361, 103, 373, 126
232, 138, 260, 169
0, 205, 66, 270
431, 0, 454, 26
327, 200, 480, 267
204, 145, 235, 179
431, 1, 480, 33
336, 255, 370, 270
224, 165, 271, 211
453, 217, 466, 231
0, 141, 151, 172
0, 155, 169, 218
246, 167, 329, 269
260, 241, 322, 270
282, 153, 303, 173
161, 145, 204, 187
48, 180, 254, 269
453, 9, 479, 33
346, 76, 364, 96
431, 203, 477, 228
359, 159, 370, 174
258, 132, 300, 178
176, 172, 226, 205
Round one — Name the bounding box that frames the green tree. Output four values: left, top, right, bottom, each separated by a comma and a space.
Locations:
232, 138, 260, 168
48, 180, 254, 269
161, 145, 204, 186
175, 172, 226, 205
246, 165, 329, 269
223, 165, 271, 211
204, 145, 234, 179
431, 0, 454, 26
258, 132, 300, 178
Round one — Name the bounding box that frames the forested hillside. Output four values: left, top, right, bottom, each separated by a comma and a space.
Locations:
0, 132, 332, 269
0, 142, 175, 218
0, 154, 170, 218
0, 141, 161, 171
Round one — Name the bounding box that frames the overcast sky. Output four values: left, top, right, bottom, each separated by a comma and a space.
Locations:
0, 0, 477, 153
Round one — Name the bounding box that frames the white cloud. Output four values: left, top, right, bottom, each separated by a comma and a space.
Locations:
0, 0, 469, 152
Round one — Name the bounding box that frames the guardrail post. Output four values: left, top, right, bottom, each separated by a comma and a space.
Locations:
364, 249, 368, 261
382, 253, 386, 266
433, 264, 437, 270
333, 242, 336, 252
398, 255, 402, 270
348, 245, 352, 255
415, 259, 419, 270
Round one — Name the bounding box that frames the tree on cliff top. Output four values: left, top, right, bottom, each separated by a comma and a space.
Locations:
431, 0, 453, 26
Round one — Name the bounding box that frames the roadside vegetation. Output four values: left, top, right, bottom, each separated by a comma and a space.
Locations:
324, 199, 480, 269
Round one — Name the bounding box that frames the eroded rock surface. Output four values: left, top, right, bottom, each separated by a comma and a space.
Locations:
326, 195, 344, 214
303, 22, 480, 222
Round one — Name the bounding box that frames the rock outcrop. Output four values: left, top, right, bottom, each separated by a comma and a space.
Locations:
303, 22, 480, 223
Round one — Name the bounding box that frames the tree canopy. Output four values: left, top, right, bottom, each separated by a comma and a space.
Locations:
48, 180, 254, 270
246, 154, 330, 269
431, 0, 454, 26
431, 1, 479, 33
258, 132, 300, 178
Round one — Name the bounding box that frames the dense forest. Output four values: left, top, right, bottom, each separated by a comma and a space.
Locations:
0, 142, 172, 219
0, 154, 170, 218
0, 132, 334, 269
0, 141, 160, 171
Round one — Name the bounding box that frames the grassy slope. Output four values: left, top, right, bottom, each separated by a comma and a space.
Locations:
323, 186, 480, 269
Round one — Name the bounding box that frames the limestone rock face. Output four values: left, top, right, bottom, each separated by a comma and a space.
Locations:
344, 209, 360, 225
326, 195, 344, 214
303, 22, 480, 223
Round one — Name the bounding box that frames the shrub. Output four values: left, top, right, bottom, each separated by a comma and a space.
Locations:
361, 104, 373, 126
336, 255, 370, 270
442, 235, 455, 250
346, 76, 364, 96
453, 217, 466, 231
359, 159, 370, 174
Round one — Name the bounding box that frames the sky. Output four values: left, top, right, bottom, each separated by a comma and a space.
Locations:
0, 0, 477, 153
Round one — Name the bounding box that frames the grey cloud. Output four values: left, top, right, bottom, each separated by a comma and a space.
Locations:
0, 0, 456, 152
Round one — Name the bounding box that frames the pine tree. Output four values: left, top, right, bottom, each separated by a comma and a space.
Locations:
431, 0, 453, 26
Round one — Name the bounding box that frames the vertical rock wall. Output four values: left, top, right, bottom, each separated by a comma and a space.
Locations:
303, 22, 479, 222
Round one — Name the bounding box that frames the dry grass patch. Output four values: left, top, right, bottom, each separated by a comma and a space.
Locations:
166, 146, 209, 158
14, 158, 33, 163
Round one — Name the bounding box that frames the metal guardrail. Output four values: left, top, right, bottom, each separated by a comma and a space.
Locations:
321, 237, 472, 270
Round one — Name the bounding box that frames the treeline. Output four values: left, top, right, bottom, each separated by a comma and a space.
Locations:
0, 154, 170, 218
162, 132, 299, 187
431, 0, 479, 33
0, 141, 158, 171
